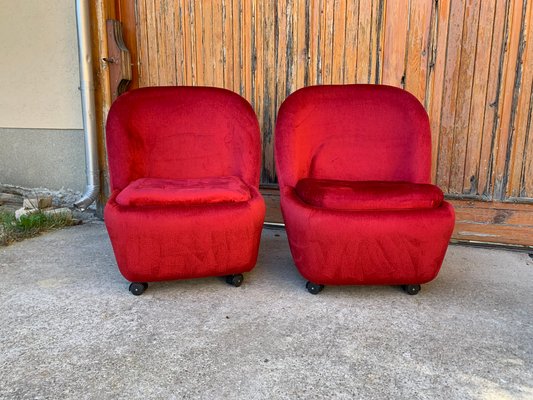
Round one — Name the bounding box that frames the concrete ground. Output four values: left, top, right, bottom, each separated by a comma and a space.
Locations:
0, 222, 531, 400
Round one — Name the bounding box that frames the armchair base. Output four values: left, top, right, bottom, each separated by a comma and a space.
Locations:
282, 188, 455, 288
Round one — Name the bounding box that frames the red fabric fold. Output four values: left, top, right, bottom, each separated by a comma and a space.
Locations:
295, 178, 444, 211
116, 176, 251, 207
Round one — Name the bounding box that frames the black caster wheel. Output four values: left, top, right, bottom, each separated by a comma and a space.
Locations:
226, 274, 244, 287
129, 282, 148, 296
306, 281, 324, 295
402, 284, 421, 295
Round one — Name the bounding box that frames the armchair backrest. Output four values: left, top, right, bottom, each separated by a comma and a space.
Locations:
106, 86, 261, 191
275, 84, 431, 189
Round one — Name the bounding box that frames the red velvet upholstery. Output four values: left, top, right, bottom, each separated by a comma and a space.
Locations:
104, 87, 265, 283
275, 84, 455, 286
116, 176, 251, 207
295, 179, 444, 211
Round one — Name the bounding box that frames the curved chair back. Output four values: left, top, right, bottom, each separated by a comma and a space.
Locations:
106, 86, 261, 191
275, 84, 431, 189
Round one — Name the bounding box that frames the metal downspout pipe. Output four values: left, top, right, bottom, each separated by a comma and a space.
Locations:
74, 0, 100, 210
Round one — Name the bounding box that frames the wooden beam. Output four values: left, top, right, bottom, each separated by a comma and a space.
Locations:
115, 0, 139, 89
89, 0, 115, 216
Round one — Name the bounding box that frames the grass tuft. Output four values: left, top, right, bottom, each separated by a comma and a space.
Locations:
0, 210, 76, 246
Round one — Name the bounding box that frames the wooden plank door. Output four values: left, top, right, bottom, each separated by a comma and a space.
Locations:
99, 0, 533, 248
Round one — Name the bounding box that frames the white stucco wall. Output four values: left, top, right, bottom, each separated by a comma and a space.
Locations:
0, 0, 83, 129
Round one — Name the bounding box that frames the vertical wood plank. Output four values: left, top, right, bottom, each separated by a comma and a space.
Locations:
427, 0, 451, 183
404, 0, 433, 103
274, 1, 287, 111
321, 0, 335, 84
203, 0, 215, 86
462, 1, 497, 195
137, 0, 149, 86
222, 0, 233, 89
232, 0, 241, 93
116, 0, 139, 88
523, 93, 533, 196
163, 0, 178, 85
286, 0, 298, 95
356, 0, 374, 83
250, 0, 257, 106
213, 1, 225, 87
91, 0, 115, 211
275, 0, 288, 176
317, 0, 325, 83
370, 0, 383, 84
154, 0, 164, 86
332, 0, 347, 84
435, 0, 466, 191
493, 0, 525, 199
507, 0, 533, 197
173, 0, 185, 84
242, 0, 252, 100
194, 0, 205, 85
344, 0, 359, 83
521, 14, 533, 199
145, 0, 160, 85
308, 0, 321, 84
254, 0, 264, 132
295, 0, 307, 89
449, 0, 482, 193
154, 0, 166, 84
382, 0, 409, 87
180, 0, 192, 85
477, 0, 509, 196
262, 1, 276, 182
187, 0, 198, 85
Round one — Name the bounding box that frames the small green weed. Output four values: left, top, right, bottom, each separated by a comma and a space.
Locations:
0, 210, 76, 246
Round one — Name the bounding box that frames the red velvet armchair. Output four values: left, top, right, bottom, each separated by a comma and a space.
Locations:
275, 84, 455, 295
104, 87, 265, 295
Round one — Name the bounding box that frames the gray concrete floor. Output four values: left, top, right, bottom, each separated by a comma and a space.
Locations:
0, 222, 532, 399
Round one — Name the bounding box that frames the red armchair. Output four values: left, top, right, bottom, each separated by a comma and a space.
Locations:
275, 85, 455, 295
104, 87, 265, 295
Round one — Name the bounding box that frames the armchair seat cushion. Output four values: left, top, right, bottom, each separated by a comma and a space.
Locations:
295, 178, 444, 211
116, 176, 251, 207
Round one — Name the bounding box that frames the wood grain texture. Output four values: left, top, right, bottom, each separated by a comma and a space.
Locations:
91, 0, 117, 216
132, 0, 533, 190
105, 20, 132, 100
404, 0, 433, 103
332, 0, 346, 84
523, 102, 533, 196
477, 0, 509, 197
262, 1, 276, 183
436, 0, 466, 192
355, 0, 379, 84
115, 0, 139, 88
427, 0, 451, 184
493, 0, 525, 199
382, 0, 409, 87
508, 0, 533, 198
449, 0, 481, 194
344, 0, 359, 83
462, 1, 497, 196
